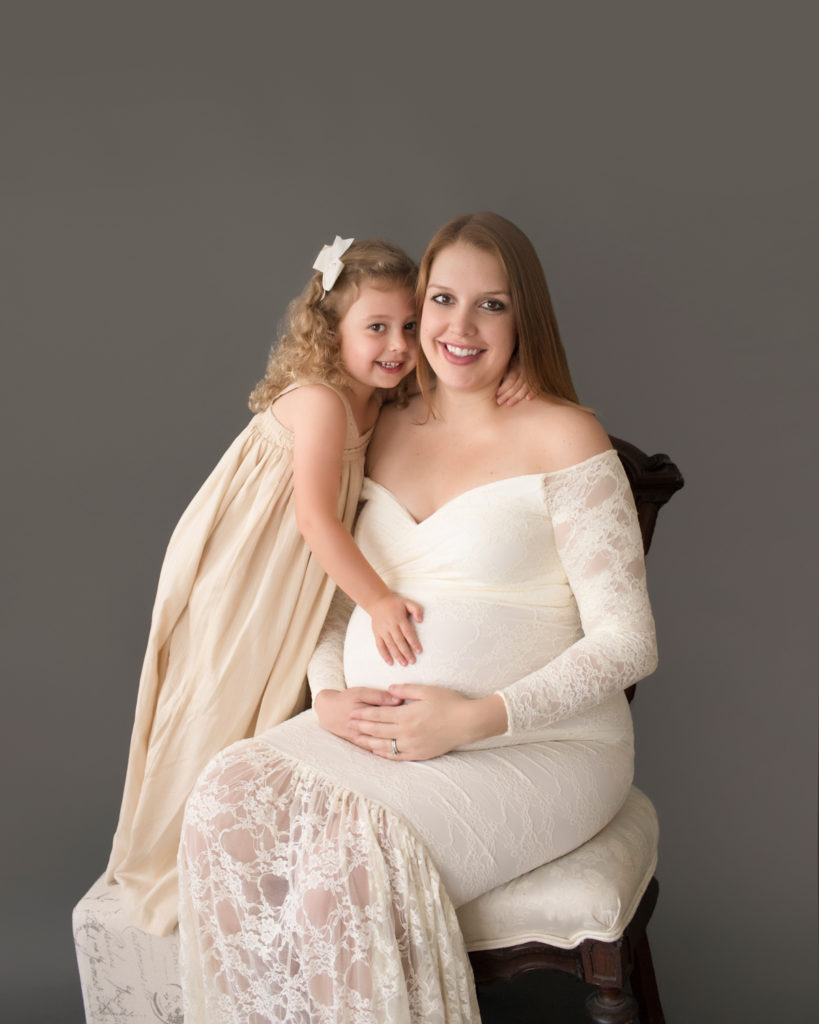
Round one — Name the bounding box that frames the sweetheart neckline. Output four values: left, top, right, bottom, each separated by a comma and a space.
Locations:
364, 449, 617, 525
363, 473, 546, 526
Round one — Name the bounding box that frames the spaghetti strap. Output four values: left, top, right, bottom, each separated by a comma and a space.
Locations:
318, 384, 363, 447
275, 381, 370, 448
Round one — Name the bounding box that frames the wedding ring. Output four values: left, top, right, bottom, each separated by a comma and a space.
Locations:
391, 738, 399, 757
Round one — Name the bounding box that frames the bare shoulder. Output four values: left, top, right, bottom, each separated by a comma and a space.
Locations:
372, 393, 424, 440
272, 383, 347, 431
368, 394, 425, 468
513, 396, 612, 473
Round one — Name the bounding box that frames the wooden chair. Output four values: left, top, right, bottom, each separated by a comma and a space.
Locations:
460, 437, 684, 1024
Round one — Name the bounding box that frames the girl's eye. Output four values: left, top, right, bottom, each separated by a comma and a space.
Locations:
404, 320, 417, 333
368, 323, 387, 333
482, 299, 506, 312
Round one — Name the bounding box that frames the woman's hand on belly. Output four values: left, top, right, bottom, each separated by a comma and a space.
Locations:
348, 683, 509, 761
313, 688, 403, 743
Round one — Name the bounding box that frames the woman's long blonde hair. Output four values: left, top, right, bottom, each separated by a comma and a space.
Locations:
249, 239, 417, 411
415, 212, 580, 404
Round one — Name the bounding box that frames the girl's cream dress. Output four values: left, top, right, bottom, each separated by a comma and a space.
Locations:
106, 385, 371, 936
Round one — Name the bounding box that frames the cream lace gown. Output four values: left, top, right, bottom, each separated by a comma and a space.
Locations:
106, 385, 371, 936
178, 449, 658, 1023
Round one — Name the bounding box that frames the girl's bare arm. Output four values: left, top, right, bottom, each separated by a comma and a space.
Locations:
288, 385, 423, 666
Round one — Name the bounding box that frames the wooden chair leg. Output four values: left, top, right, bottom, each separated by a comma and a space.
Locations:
629, 932, 665, 1024
585, 986, 638, 1024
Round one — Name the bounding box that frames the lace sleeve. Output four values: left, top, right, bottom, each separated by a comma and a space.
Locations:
306, 589, 354, 700
498, 449, 658, 735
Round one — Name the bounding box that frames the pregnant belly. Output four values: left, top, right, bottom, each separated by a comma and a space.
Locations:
343, 596, 581, 699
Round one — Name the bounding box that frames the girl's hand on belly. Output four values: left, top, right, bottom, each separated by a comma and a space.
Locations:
314, 687, 403, 742
348, 684, 508, 761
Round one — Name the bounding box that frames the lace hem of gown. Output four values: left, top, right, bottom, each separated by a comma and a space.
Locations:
178, 737, 481, 1024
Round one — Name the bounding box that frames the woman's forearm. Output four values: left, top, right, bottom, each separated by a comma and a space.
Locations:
459, 693, 509, 744
499, 451, 657, 736
306, 590, 353, 701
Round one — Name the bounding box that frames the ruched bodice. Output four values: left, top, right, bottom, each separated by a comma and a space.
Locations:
359, 474, 576, 605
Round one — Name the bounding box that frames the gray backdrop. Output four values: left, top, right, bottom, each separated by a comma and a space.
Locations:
2, 3, 816, 1022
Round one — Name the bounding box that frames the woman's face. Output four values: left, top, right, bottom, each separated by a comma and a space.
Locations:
420, 242, 516, 394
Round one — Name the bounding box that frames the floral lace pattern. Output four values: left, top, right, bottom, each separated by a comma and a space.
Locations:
179, 741, 480, 1024
499, 451, 657, 733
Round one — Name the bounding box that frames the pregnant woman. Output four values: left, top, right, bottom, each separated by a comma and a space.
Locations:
178, 212, 658, 1024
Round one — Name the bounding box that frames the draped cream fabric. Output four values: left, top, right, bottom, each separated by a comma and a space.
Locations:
178, 450, 657, 1022
106, 386, 371, 936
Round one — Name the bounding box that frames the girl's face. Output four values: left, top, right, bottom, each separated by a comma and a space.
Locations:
420, 243, 516, 393
337, 283, 418, 391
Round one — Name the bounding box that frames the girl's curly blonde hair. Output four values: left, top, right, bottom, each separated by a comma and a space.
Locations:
249, 239, 418, 412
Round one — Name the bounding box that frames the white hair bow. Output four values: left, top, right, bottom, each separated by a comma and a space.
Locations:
312, 235, 354, 294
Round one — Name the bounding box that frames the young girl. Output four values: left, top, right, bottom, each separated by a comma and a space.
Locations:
106, 234, 530, 936
106, 237, 424, 936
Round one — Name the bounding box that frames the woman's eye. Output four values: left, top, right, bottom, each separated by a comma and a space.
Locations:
482, 299, 506, 312
431, 293, 452, 305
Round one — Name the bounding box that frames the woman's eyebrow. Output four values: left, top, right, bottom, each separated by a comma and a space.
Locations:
426, 282, 510, 296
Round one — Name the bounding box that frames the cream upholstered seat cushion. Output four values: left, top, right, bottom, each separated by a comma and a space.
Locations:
457, 786, 658, 951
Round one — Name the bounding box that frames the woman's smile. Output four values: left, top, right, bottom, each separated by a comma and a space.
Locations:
438, 340, 483, 363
